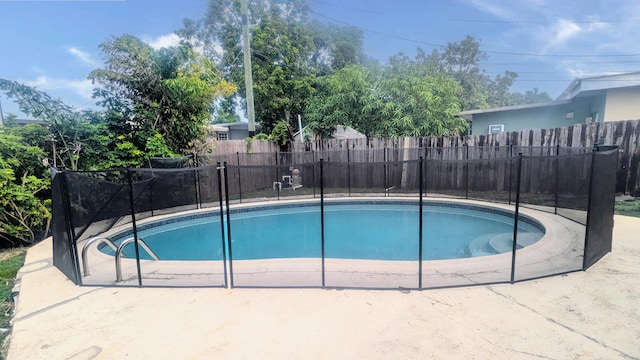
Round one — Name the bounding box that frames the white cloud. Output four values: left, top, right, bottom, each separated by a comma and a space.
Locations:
548, 19, 582, 46
22, 76, 95, 104
144, 33, 182, 50
461, 0, 515, 20
68, 47, 100, 68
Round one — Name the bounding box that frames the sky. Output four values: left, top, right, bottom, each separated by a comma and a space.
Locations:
1, 0, 640, 119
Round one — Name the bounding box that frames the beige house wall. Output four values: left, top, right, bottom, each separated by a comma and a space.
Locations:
604, 87, 640, 121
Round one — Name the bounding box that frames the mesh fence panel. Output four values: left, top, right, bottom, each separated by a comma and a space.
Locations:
324, 200, 420, 289
424, 160, 467, 199
584, 148, 618, 269
424, 147, 464, 160
127, 167, 225, 287
197, 165, 222, 208
50, 146, 615, 289
130, 168, 199, 219
64, 170, 130, 242
556, 154, 591, 225
268, 163, 317, 200
466, 158, 513, 204
50, 169, 80, 285
225, 164, 279, 203
63, 170, 134, 285
278, 151, 315, 165
514, 154, 588, 281
147, 156, 193, 168
228, 202, 322, 287
518, 156, 558, 213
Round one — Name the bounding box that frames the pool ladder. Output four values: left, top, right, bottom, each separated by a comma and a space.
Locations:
81, 236, 159, 282
115, 237, 159, 282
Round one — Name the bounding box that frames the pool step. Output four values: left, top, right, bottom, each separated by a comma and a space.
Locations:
470, 232, 542, 257
468, 234, 498, 257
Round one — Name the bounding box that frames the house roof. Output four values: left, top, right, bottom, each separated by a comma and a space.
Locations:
294, 125, 366, 139
556, 71, 640, 100
331, 125, 366, 139
215, 121, 262, 131
2, 118, 48, 127
458, 71, 640, 122
457, 100, 571, 121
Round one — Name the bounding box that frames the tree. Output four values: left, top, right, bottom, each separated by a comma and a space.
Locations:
250, 5, 316, 132
0, 132, 50, 247
0, 79, 106, 170
510, 88, 553, 105
376, 56, 466, 137
179, 0, 366, 132
308, 21, 364, 75
306, 57, 467, 138
89, 35, 236, 154
305, 64, 377, 138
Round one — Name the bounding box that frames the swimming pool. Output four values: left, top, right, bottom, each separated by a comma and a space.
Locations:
106, 200, 545, 261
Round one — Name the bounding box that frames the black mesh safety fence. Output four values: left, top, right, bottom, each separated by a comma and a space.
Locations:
556, 153, 592, 225
424, 159, 467, 199
420, 157, 514, 288
225, 163, 278, 203
518, 156, 558, 213
513, 154, 588, 281
465, 157, 514, 204
584, 147, 618, 269
126, 167, 226, 287
197, 164, 223, 208
63, 169, 137, 286
49, 145, 617, 290
321, 161, 421, 289
424, 147, 464, 160
129, 168, 199, 220
226, 200, 323, 288
147, 156, 194, 168
50, 168, 81, 285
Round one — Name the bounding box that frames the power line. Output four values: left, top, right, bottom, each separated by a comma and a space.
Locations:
450, 18, 640, 24
481, 60, 640, 65
310, 10, 640, 58
309, 0, 640, 24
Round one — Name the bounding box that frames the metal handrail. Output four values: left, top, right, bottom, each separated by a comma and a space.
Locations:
81, 236, 119, 276
115, 237, 160, 282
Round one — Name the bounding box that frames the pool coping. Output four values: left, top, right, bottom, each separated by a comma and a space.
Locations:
78, 197, 585, 288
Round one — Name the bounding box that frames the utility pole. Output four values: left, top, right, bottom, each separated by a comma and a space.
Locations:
241, 0, 256, 136
0, 98, 4, 127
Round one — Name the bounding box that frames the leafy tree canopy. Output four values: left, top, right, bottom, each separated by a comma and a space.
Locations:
89, 34, 236, 154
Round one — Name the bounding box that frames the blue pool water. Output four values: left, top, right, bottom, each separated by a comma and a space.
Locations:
108, 202, 544, 261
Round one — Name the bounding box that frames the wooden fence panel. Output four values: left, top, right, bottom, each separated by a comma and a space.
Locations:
208, 119, 640, 195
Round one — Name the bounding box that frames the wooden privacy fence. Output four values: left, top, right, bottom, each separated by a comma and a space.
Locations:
207, 119, 640, 195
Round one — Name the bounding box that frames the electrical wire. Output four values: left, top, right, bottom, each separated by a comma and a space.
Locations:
310, 10, 640, 58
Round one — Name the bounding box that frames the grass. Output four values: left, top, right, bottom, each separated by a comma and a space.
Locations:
615, 199, 640, 217
0, 248, 26, 358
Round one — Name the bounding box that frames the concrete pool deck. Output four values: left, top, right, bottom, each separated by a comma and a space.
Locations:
7, 215, 640, 359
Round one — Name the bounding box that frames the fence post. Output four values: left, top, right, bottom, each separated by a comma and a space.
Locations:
418, 157, 424, 289
384, 147, 388, 197
554, 144, 560, 214
465, 144, 469, 199
320, 158, 325, 288
126, 168, 143, 287
508, 144, 513, 205
217, 162, 229, 288
236, 152, 242, 203
276, 151, 280, 201
347, 148, 351, 197
312, 160, 316, 198
58, 168, 83, 285
223, 162, 234, 287
510, 153, 523, 284
193, 154, 201, 209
